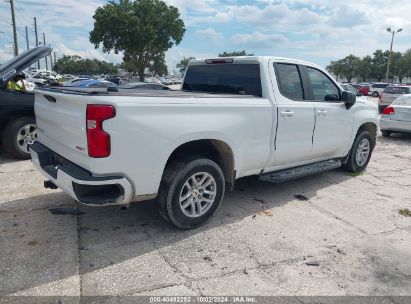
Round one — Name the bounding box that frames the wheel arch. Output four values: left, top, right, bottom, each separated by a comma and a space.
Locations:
357, 122, 377, 148
164, 139, 236, 190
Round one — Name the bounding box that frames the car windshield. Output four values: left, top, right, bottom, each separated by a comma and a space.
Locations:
383, 86, 410, 94
393, 95, 411, 106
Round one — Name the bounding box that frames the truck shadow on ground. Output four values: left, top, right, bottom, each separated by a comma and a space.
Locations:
1, 167, 355, 296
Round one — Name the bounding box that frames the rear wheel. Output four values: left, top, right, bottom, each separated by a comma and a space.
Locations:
2, 116, 37, 159
372, 91, 379, 97
343, 130, 374, 173
158, 157, 225, 229
381, 131, 391, 137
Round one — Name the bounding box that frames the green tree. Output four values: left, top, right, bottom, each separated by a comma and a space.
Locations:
54, 55, 117, 75
90, 0, 185, 81
176, 56, 195, 74
357, 55, 372, 82
370, 50, 389, 81
402, 49, 411, 80
326, 55, 361, 82
149, 53, 168, 76
218, 50, 253, 57
326, 60, 343, 81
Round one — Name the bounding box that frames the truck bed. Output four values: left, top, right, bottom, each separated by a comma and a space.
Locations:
36, 87, 261, 99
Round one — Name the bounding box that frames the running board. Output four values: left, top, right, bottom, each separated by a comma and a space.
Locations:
259, 159, 342, 183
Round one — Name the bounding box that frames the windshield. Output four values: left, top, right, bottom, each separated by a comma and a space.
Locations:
183, 63, 262, 97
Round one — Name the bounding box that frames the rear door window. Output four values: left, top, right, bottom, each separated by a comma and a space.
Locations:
275, 63, 304, 100
183, 64, 262, 97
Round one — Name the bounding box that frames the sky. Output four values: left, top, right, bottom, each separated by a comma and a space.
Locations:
0, 0, 410, 73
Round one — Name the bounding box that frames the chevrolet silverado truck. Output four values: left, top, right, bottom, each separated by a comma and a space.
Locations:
30, 57, 379, 229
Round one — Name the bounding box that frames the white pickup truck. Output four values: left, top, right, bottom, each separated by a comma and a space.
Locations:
30, 56, 379, 229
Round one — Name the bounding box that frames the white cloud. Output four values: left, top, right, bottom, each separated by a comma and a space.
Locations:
194, 28, 223, 41
231, 32, 288, 49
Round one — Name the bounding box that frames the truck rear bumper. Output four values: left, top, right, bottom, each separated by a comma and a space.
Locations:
30, 142, 134, 206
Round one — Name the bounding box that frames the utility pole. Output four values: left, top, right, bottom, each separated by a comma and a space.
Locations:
49, 44, 53, 70
43, 33, 48, 70
25, 26, 29, 50
9, 0, 19, 56
385, 28, 403, 82
34, 17, 40, 69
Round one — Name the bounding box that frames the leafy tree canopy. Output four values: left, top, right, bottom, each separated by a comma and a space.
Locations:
54, 55, 117, 75
176, 56, 195, 74
90, 0, 185, 81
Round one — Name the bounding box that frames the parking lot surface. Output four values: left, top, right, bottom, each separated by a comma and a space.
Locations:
1, 133, 411, 299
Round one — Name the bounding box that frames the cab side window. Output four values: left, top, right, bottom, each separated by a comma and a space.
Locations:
306, 67, 340, 101
275, 63, 304, 101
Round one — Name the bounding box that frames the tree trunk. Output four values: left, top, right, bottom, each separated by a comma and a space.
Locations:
138, 67, 145, 82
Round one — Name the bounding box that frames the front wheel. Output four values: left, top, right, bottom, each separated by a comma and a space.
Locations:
158, 157, 225, 229
2, 116, 37, 159
342, 130, 374, 173
372, 91, 379, 97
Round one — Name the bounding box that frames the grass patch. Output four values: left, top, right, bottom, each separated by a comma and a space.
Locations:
348, 172, 364, 177
399, 209, 411, 217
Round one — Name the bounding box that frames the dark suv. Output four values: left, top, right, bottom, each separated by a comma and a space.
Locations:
0, 47, 51, 159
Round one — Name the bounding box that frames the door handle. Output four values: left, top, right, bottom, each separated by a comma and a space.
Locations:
317, 110, 327, 116
280, 110, 294, 117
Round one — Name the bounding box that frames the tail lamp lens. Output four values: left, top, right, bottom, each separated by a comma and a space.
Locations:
382, 107, 394, 115
86, 104, 116, 158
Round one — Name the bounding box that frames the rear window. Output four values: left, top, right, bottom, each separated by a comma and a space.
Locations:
393, 96, 411, 105
372, 83, 389, 88
183, 64, 262, 97
383, 86, 410, 94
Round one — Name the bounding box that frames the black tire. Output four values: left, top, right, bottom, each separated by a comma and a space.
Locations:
372, 91, 379, 97
381, 131, 391, 137
342, 130, 374, 173
158, 157, 225, 229
1, 116, 36, 159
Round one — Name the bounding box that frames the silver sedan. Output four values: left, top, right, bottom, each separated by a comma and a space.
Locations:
380, 94, 411, 137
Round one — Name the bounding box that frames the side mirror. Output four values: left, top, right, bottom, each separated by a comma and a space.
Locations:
342, 91, 356, 109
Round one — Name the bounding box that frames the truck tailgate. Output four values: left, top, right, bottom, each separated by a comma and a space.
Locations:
35, 90, 89, 164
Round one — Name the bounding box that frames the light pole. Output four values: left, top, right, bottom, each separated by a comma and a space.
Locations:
385, 27, 403, 82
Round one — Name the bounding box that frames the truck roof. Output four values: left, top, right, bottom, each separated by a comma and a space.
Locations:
189, 56, 322, 69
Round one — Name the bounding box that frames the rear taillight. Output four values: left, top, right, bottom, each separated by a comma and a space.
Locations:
86, 104, 116, 158
382, 107, 394, 115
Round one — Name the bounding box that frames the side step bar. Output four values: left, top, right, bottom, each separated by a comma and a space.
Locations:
259, 159, 342, 183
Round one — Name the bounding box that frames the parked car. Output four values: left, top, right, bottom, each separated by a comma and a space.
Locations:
378, 86, 411, 113
368, 83, 389, 97
106, 75, 122, 85
118, 82, 170, 90
380, 94, 411, 137
30, 56, 378, 229
341, 84, 361, 96
352, 84, 369, 96
63, 77, 91, 86
32, 70, 61, 82
0, 47, 52, 159
22, 70, 47, 87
